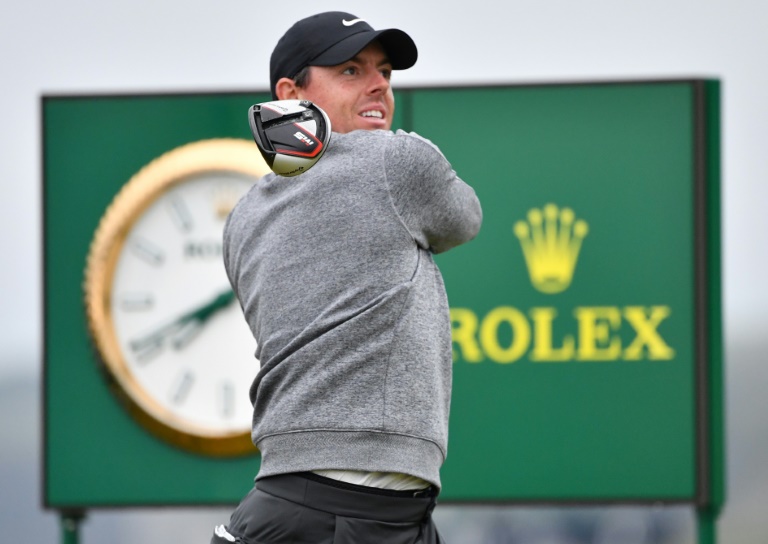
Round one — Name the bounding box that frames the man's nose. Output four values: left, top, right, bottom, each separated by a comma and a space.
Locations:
367, 71, 390, 94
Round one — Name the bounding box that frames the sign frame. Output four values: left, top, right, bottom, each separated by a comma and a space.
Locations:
41, 80, 722, 521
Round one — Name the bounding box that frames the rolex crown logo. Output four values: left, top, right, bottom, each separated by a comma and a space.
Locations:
514, 203, 589, 294
213, 185, 240, 220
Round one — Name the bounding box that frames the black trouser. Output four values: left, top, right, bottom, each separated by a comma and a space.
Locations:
211, 472, 443, 544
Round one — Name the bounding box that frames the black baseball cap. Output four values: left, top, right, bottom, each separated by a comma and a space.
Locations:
269, 11, 418, 99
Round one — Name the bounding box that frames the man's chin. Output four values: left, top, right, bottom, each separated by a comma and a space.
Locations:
357, 117, 389, 131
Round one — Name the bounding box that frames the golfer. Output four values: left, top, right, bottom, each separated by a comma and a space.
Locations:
212, 11, 482, 543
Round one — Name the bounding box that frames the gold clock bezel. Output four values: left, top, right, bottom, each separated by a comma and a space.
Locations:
84, 138, 269, 457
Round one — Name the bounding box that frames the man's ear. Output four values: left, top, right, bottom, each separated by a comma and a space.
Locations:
275, 77, 300, 100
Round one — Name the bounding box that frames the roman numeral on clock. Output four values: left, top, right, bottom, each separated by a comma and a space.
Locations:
168, 196, 194, 232
171, 371, 195, 405
119, 293, 154, 311
220, 381, 235, 419
131, 237, 165, 266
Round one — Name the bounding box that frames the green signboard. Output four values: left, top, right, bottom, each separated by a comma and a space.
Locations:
43, 81, 722, 512
42, 93, 274, 507
424, 82, 722, 507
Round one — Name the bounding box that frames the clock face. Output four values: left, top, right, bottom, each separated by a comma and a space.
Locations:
85, 139, 269, 456
112, 172, 255, 433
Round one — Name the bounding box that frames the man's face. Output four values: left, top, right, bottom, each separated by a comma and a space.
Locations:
296, 42, 395, 134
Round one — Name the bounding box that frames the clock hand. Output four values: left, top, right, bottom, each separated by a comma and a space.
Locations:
129, 289, 236, 359
130, 320, 184, 361
185, 289, 236, 324
170, 289, 237, 349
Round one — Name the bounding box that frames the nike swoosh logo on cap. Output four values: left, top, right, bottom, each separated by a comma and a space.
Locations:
342, 18, 366, 26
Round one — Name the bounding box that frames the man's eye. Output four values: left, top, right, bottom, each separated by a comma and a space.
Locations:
342, 67, 357, 75
381, 69, 392, 80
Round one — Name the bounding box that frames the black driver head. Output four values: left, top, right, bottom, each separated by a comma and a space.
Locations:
248, 100, 331, 177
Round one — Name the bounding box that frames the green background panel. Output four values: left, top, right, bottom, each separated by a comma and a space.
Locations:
43, 82, 718, 507
43, 92, 271, 506
43, 91, 408, 506
419, 83, 699, 500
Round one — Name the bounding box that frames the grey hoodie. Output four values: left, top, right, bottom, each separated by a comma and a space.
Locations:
223, 129, 482, 488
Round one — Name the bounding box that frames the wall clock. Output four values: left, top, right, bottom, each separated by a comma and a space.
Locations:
84, 139, 268, 456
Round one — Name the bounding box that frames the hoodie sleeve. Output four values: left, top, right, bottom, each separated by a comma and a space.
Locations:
385, 131, 482, 254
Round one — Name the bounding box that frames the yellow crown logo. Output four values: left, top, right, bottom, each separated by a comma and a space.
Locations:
514, 203, 589, 294
213, 184, 240, 220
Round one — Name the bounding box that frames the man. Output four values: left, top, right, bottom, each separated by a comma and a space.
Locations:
212, 11, 482, 544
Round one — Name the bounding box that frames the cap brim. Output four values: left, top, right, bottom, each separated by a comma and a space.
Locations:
310, 28, 417, 70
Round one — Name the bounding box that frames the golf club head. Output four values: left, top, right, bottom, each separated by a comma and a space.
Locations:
248, 99, 331, 177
